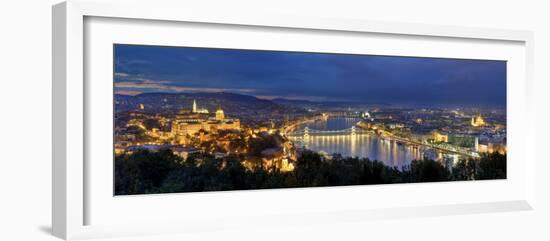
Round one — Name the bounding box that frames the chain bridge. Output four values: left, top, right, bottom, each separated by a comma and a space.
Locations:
286, 126, 370, 137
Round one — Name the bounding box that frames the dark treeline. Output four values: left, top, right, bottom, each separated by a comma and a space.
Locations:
114, 149, 506, 195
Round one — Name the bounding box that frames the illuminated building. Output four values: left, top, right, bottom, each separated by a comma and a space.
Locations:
471, 115, 485, 127
280, 146, 295, 172
361, 111, 371, 119
280, 158, 295, 172
490, 143, 507, 154
192, 99, 209, 114
431, 131, 448, 143
215, 106, 225, 121
171, 146, 202, 159
478, 143, 488, 153
171, 102, 240, 139
478, 142, 507, 154
388, 123, 404, 129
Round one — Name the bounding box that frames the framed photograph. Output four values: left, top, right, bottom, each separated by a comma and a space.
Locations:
53, 0, 535, 240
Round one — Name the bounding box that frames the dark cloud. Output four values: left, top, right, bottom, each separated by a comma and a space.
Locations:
114, 44, 506, 107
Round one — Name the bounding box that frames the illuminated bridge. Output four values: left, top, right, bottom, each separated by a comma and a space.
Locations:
286, 126, 370, 137
285, 126, 479, 158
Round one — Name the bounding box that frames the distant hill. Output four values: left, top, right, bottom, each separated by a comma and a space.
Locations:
271, 97, 395, 109
114, 92, 281, 113
272, 98, 317, 105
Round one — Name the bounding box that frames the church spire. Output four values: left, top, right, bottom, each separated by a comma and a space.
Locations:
215, 105, 225, 121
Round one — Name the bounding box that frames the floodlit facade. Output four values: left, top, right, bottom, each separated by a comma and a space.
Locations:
471, 115, 486, 127
172, 100, 240, 138
192, 99, 209, 114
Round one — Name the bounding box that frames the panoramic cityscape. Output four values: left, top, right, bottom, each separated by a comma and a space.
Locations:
113, 44, 507, 195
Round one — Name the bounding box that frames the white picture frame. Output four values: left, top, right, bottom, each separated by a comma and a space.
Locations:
52, 0, 535, 240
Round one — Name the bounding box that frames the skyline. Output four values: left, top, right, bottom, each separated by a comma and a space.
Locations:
114, 44, 507, 107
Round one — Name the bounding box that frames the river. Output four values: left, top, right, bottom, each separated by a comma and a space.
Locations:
288, 117, 431, 168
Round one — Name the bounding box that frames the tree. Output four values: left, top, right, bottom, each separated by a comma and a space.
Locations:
114, 149, 181, 195
476, 153, 506, 180
115, 147, 507, 195
452, 159, 475, 180
295, 150, 323, 186
408, 159, 451, 182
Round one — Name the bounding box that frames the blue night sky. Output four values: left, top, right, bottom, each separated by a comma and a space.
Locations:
114, 44, 506, 107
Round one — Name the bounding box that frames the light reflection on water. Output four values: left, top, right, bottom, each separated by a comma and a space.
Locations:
289, 117, 425, 168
